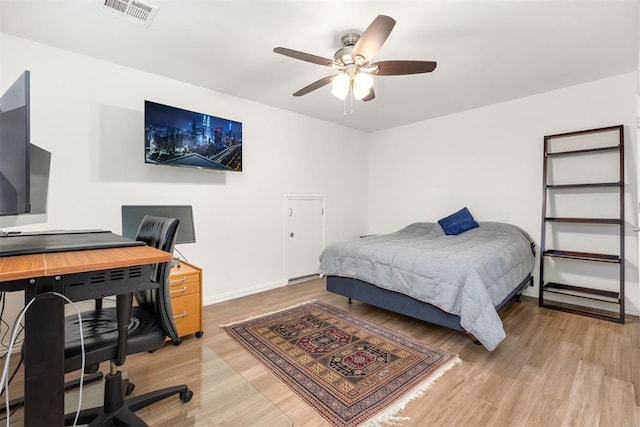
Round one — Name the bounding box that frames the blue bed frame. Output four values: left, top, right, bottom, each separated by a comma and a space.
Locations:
326, 273, 533, 333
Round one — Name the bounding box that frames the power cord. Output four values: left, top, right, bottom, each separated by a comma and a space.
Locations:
0, 291, 23, 421
0, 293, 86, 427
174, 247, 188, 263
0, 296, 36, 427
0, 349, 25, 421
0, 293, 23, 350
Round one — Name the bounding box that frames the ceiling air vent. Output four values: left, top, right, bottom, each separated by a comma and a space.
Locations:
101, 0, 158, 27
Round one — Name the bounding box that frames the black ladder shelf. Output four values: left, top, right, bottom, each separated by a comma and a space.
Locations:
539, 124, 625, 323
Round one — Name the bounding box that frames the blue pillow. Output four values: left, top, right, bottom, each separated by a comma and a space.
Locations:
438, 207, 479, 235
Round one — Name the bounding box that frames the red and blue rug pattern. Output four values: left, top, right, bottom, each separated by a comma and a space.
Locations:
221, 301, 459, 426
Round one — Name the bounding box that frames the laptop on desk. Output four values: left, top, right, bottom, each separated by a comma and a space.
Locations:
0, 230, 144, 257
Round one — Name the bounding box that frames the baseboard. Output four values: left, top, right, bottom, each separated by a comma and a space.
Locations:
202, 279, 287, 306
287, 274, 320, 285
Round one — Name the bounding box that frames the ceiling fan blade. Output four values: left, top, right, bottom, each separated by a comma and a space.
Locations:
362, 89, 375, 102
351, 15, 396, 61
273, 47, 334, 67
371, 60, 437, 75
293, 75, 335, 96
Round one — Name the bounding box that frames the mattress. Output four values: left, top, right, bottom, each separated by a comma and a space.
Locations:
318, 222, 535, 350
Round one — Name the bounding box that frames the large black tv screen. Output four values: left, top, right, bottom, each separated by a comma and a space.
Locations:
144, 100, 242, 171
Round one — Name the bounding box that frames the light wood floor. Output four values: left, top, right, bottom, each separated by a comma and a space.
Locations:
7, 277, 640, 426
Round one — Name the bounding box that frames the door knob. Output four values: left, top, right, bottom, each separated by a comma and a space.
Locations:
290, 232, 294, 237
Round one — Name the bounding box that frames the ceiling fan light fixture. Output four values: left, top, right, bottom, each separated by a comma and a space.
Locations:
331, 73, 351, 100
273, 15, 435, 105
353, 72, 373, 100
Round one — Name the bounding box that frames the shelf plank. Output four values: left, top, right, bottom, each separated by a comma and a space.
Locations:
543, 282, 619, 302
544, 124, 623, 139
543, 250, 620, 263
546, 182, 622, 189
539, 302, 624, 323
544, 217, 622, 225
546, 145, 620, 157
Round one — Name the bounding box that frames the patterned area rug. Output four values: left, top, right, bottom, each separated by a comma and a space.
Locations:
221, 301, 460, 426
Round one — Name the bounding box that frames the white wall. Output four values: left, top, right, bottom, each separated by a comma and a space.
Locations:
0, 34, 369, 311
367, 72, 639, 313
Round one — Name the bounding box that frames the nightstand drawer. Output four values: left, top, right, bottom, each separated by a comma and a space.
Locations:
171, 293, 200, 337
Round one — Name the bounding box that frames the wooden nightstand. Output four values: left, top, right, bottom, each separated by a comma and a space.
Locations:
169, 260, 203, 340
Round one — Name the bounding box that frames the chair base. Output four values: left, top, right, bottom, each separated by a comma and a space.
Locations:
64, 370, 192, 427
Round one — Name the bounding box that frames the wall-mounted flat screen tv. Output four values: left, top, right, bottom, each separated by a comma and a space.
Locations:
144, 100, 242, 171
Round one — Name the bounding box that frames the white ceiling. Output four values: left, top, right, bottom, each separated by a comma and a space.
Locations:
1, 0, 638, 133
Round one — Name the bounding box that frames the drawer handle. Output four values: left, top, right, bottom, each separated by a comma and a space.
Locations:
170, 286, 188, 294
170, 277, 187, 285
173, 311, 188, 319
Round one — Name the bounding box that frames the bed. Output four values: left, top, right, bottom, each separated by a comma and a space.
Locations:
318, 221, 536, 351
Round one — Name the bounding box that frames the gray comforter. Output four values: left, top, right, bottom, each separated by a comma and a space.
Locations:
318, 222, 535, 350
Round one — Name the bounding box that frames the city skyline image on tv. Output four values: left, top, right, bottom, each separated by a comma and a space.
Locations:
144, 100, 242, 172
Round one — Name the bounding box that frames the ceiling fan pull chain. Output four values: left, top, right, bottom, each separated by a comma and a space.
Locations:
342, 88, 353, 116
350, 89, 354, 115
350, 87, 355, 115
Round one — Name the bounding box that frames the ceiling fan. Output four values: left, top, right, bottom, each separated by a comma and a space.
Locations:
273, 15, 437, 102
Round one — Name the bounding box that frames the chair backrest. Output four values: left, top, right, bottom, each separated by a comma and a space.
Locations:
134, 215, 181, 343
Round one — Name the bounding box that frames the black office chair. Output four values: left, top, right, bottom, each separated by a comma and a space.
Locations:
62, 215, 192, 426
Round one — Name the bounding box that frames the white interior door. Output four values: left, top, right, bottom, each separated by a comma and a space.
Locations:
286, 196, 325, 281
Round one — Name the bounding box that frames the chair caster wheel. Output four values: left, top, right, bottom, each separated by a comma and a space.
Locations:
126, 382, 135, 395
180, 389, 193, 402
195, 331, 203, 338
172, 338, 182, 346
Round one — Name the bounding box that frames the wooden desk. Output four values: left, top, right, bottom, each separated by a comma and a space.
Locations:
0, 245, 171, 427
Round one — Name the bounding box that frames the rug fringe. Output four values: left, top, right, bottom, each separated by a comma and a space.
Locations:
219, 300, 318, 328
359, 356, 462, 427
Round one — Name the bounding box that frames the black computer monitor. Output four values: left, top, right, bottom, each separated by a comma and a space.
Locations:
121, 205, 195, 244
0, 70, 31, 215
